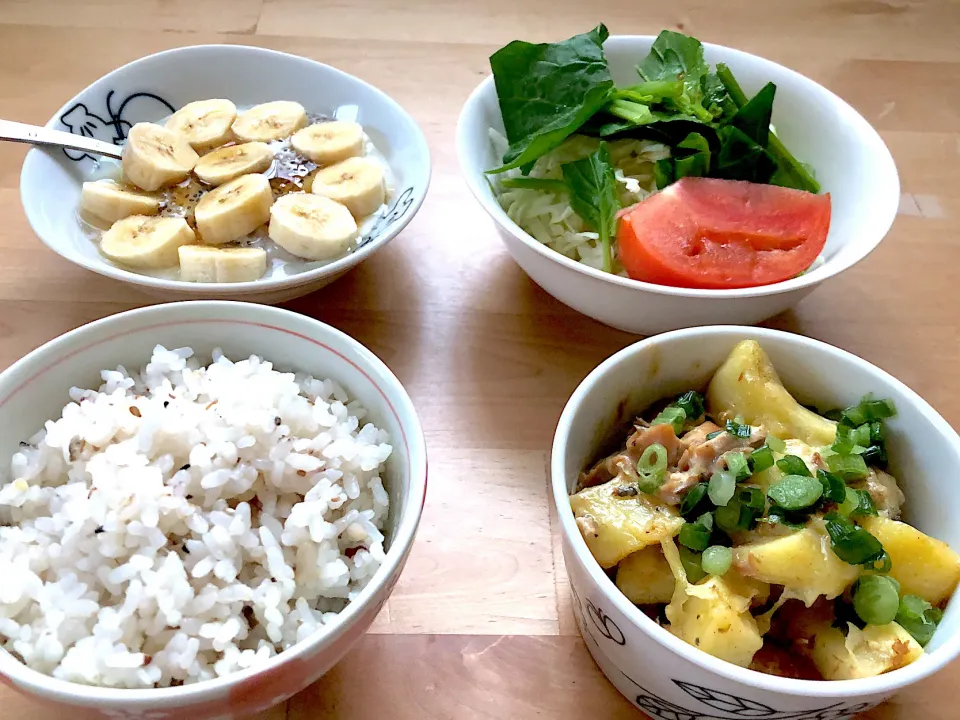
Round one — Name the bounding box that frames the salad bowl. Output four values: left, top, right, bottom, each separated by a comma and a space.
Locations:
19, 44, 431, 303
457, 34, 899, 335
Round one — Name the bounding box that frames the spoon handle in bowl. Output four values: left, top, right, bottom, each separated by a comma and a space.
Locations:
0, 119, 123, 160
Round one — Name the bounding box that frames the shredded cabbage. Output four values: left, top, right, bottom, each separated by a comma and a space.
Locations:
490, 131, 669, 274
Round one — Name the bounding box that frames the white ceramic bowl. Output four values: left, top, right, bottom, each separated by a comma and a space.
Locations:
0, 301, 427, 719
552, 326, 960, 718
457, 36, 899, 335
20, 45, 431, 303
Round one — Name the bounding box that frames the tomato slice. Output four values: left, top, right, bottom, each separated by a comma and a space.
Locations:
616, 177, 831, 289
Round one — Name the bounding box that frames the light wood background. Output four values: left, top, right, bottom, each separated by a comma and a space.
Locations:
0, 0, 958, 718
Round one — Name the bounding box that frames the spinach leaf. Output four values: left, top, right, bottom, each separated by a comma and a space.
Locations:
714, 125, 777, 184
703, 72, 738, 122
637, 30, 713, 122
488, 24, 614, 174
654, 132, 712, 189
561, 142, 620, 272
731, 82, 775, 147
716, 63, 820, 192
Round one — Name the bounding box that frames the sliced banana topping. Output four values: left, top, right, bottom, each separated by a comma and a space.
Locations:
269, 193, 358, 261
193, 142, 274, 186
165, 99, 237, 152
311, 156, 386, 218
231, 101, 308, 143
80, 180, 162, 227
291, 120, 364, 166
195, 174, 274, 245
121, 123, 199, 192
179, 245, 267, 283
100, 216, 196, 269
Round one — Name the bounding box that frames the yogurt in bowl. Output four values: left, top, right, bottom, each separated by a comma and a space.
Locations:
20, 45, 431, 304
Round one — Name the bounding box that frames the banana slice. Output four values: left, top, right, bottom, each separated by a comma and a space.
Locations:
122, 123, 199, 192
310, 157, 385, 218
232, 101, 308, 143
100, 216, 196, 269
193, 142, 274, 186
194, 173, 274, 245
165, 99, 237, 152
291, 120, 364, 166
179, 245, 267, 283
268, 193, 357, 260
80, 180, 162, 226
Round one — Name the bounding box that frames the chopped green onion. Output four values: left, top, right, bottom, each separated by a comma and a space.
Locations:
767, 474, 823, 511
840, 396, 897, 428
852, 575, 901, 626
860, 444, 888, 469
674, 391, 705, 421
838, 486, 860, 516
679, 513, 714, 552
708, 470, 737, 507
705, 430, 724, 440
701, 545, 733, 576
817, 469, 847, 504
715, 500, 743, 534
896, 595, 942, 647
499, 177, 568, 192
765, 435, 787, 454
680, 483, 709, 516
725, 452, 750, 481
652, 406, 686, 435
636, 443, 668, 492
737, 486, 766, 513
823, 512, 886, 567
850, 424, 872, 448
850, 489, 878, 517
725, 420, 752, 439
748, 446, 775, 474
776, 455, 811, 477
679, 545, 706, 583
827, 453, 870, 481
767, 507, 806, 530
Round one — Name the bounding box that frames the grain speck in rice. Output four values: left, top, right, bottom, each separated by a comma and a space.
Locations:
0, 346, 392, 688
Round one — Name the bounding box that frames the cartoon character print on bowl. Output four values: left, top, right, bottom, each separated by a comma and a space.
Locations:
59, 90, 176, 162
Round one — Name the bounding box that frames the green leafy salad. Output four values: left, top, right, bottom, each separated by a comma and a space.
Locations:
487, 25, 820, 276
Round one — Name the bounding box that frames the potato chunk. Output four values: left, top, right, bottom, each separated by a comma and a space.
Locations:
665, 574, 764, 667
616, 546, 676, 605
810, 622, 924, 680
733, 526, 860, 606
706, 340, 836, 446
860, 517, 960, 605
570, 480, 683, 568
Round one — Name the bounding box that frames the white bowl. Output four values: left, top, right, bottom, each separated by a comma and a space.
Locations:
20, 45, 431, 304
457, 36, 899, 335
551, 326, 960, 717
0, 301, 427, 719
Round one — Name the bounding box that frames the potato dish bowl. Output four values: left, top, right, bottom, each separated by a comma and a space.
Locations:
552, 327, 960, 718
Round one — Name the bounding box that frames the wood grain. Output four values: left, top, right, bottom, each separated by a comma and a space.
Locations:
0, 0, 958, 718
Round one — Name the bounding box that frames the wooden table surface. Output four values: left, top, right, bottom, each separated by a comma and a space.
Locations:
0, 0, 958, 718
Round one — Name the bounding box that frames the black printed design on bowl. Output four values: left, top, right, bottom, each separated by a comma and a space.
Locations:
358, 186, 415, 248
58, 90, 176, 162
621, 671, 874, 720
570, 586, 875, 720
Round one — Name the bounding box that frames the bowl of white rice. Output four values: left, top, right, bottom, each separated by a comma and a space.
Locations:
0, 301, 427, 719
